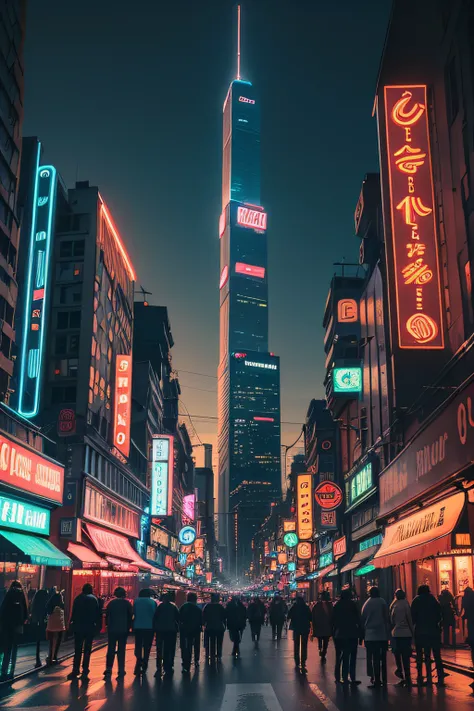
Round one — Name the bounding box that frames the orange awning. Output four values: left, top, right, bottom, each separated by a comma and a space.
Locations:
86, 523, 152, 571
373, 492, 465, 568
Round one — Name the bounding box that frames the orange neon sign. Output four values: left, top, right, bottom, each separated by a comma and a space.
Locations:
113, 354, 132, 458
296, 473, 313, 541
337, 299, 358, 322
384, 86, 444, 349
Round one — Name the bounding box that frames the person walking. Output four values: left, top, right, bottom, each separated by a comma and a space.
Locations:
247, 596, 265, 647
203, 593, 226, 663
439, 589, 457, 647
45, 590, 66, 666
179, 592, 203, 673
153, 592, 180, 677
411, 584, 445, 686
225, 596, 247, 657
390, 589, 414, 686
67, 583, 100, 680
461, 586, 474, 690
133, 589, 156, 675
103, 587, 132, 679
332, 588, 362, 685
361, 587, 391, 688
30, 588, 48, 668
311, 591, 333, 663
269, 594, 287, 641
0, 580, 28, 681
288, 595, 312, 673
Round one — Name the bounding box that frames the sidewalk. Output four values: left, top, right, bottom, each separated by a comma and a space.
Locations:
1, 635, 107, 683
442, 646, 474, 676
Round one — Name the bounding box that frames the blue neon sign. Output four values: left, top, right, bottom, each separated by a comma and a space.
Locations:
18, 145, 57, 418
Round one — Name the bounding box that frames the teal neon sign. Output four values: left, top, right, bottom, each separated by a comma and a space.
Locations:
0, 493, 50, 534
283, 532, 298, 548
333, 367, 362, 394
18, 144, 57, 418
354, 564, 376, 576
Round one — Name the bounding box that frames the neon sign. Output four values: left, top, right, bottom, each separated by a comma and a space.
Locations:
0, 493, 50, 535
253, 416, 274, 422
18, 150, 57, 418
244, 360, 277, 370
384, 86, 444, 349
314, 482, 343, 511
283, 532, 298, 548
333, 366, 362, 393
178, 525, 197, 545
337, 299, 358, 322
219, 210, 226, 238
113, 355, 132, 458
237, 206, 267, 231
296, 473, 313, 541
151, 435, 174, 517
239, 96, 255, 104
182, 493, 195, 523
235, 262, 265, 279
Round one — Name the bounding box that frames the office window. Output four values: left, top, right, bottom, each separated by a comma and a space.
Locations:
57, 311, 81, 329
56, 262, 83, 282
51, 385, 77, 404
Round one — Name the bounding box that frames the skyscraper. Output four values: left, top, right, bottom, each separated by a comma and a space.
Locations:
217, 9, 281, 575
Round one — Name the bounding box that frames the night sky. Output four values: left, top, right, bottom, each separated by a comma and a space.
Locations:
24, 0, 392, 451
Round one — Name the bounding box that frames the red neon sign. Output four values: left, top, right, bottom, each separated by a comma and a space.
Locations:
0, 431, 64, 505
239, 96, 255, 104
253, 416, 275, 422
237, 206, 267, 231
384, 86, 444, 349
235, 262, 265, 279
113, 355, 132, 458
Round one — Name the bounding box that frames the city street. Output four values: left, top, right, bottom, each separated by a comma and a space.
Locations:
0, 628, 473, 711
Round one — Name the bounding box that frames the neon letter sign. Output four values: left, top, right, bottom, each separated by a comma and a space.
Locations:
113, 355, 132, 457
151, 435, 174, 517
235, 262, 265, 279
18, 147, 57, 418
383, 86, 444, 349
237, 206, 267, 231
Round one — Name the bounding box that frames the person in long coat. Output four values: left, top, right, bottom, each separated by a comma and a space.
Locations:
311, 591, 333, 662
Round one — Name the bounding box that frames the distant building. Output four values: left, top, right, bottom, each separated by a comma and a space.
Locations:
217, 43, 281, 573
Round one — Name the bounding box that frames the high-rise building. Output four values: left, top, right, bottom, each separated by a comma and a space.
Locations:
217, 11, 281, 574
0, 1, 26, 401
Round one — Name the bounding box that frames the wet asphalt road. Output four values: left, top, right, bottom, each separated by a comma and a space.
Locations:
0, 626, 473, 711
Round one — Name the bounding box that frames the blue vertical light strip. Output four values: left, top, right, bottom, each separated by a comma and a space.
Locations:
18, 144, 58, 418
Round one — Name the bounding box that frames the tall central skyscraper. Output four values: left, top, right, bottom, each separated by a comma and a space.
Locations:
217, 9, 281, 576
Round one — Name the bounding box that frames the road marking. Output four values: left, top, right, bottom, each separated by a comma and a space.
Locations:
219, 684, 284, 711
309, 683, 341, 711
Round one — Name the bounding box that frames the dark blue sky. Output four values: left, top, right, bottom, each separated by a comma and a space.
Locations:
24, 0, 392, 448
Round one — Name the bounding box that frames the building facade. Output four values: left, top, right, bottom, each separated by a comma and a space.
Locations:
217, 70, 281, 574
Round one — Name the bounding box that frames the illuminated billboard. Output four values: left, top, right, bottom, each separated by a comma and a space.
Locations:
296, 473, 313, 541
113, 355, 132, 458
384, 85, 444, 349
18, 150, 57, 418
237, 206, 267, 231
235, 262, 265, 279
333, 366, 362, 394
151, 435, 174, 516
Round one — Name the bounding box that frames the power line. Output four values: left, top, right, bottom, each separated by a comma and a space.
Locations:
176, 369, 217, 379
179, 384, 217, 393
178, 399, 203, 446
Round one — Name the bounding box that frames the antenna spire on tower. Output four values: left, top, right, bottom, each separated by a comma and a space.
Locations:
237, 4, 241, 80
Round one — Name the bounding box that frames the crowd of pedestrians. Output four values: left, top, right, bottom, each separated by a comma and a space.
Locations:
1, 578, 473, 689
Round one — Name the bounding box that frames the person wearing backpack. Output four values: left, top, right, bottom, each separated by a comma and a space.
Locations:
0, 580, 28, 681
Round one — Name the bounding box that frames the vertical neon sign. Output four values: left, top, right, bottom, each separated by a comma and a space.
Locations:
113, 354, 132, 457
18, 146, 57, 417
151, 434, 174, 516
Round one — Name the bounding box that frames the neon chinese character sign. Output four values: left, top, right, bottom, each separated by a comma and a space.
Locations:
18, 148, 57, 418
151, 434, 174, 517
384, 86, 444, 349
113, 355, 132, 457
237, 206, 267, 231
296, 473, 313, 541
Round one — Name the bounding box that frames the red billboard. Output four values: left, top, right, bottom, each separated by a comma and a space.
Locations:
384, 85, 444, 349
235, 262, 265, 279
113, 355, 132, 457
0, 432, 64, 505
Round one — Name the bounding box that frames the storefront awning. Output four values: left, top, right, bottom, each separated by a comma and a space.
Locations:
0, 531, 71, 567
85, 523, 152, 571
373, 492, 465, 569
67, 542, 108, 568
340, 544, 381, 574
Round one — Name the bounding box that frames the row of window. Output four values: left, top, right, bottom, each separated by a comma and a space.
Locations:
84, 444, 146, 509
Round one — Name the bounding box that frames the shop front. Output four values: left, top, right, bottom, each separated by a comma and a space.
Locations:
378, 376, 474, 616
0, 430, 71, 605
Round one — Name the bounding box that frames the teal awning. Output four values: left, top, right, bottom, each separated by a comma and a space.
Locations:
0, 530, 72, 568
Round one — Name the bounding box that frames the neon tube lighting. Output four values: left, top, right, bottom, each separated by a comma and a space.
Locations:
98, 195, 136, 282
